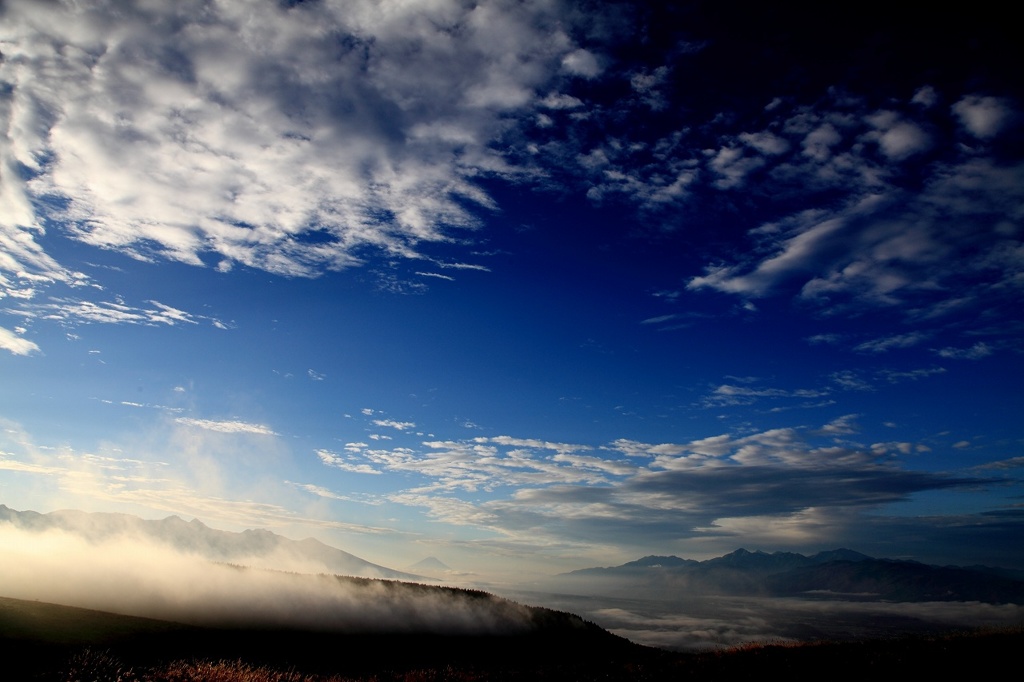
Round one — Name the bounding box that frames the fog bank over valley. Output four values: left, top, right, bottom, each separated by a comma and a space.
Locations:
513, 591, 1024, 651
4, 505, 1023, 652
0, 522, 534, 635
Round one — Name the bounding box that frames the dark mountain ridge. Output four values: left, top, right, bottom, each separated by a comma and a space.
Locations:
3, 596, 1022, 681
0, 590, 649, 680
566, 547, 874, 577
766, 559, 1024, 603
562, 547, 1024, 603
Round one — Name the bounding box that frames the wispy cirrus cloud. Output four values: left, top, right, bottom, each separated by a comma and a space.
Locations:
20, 298, 220, 328
854, 331, 930, 354
934, 342, 994, 359
0, 325, 38, 355
702, 383, 829, 407
372, 419, 417, 431
316, 449, 381, 475
817, 413, 860, 435
976, 456, 1024, 471
830, 370, 874, 391
175, 418, 277, 436
343, 437, 615, 495
99, 398, 183, 414
879, 366, 946, 383
416, 272, 456, 282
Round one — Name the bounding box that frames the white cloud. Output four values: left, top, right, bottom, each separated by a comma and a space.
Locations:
174, 418, 277, 436
316, 449, 381, 475
801, 123, 842, 161
912, 85, 938, 109
977, 456, 1024, 469
680, 86, 1021, 318
487, 435, 587, 453
372, 419, 417, 431
854, 331, 929, 353
20, 297, 213, 328
351, 437, 613, 495
0, 420, 389, 538
705, 384, 828, 407
708, 146, 765, 189
416, 271, 455, 281
4, 409, 1005, 564
878, 121, 931, 159
289, 482, 350, 501
641, 314, 679, 325
880, 366, 946, 382
739, 131, 790, 155
830, 371, 873, 391
935, 342, 993, 360
435, 261, 491, 272
630, 66, 669, 109
688, 215, 846, 297
806, 333, 842, 345
818, 414, 860, 436
5, 3, 1009, 338
866, 111, 932, 160
146, 301, 199, 326
0, 325, 39, 355
953, 95, 1013, 139
540, 93, 584, 110
367, 419, 990, 553
691, 153, 1024, 310
561, 49, 601, 78
0, 0, 587, 287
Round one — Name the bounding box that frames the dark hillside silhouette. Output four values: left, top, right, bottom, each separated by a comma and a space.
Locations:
2, 596, 1021, 681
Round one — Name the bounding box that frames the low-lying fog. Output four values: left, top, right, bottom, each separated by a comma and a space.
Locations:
5, 523, 1022, 650
0, 525, 533, 635
503, 590, 1024, 651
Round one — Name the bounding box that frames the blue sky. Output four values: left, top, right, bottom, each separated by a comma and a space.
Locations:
1, 0, 1022, 579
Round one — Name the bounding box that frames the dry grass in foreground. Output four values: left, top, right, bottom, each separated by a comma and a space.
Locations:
47, 626, 1024, 682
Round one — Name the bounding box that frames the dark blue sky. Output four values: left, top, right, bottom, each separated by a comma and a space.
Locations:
1, 0, 1021, 577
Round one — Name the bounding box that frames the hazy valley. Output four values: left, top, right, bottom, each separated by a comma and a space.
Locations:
3, 504, 1023, 659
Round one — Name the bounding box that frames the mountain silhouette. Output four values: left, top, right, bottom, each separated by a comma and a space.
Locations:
408, 556, 452, 573
0, 504, 421, 580
561, 547, 1024, 603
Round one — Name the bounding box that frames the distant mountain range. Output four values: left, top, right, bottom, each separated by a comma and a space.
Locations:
561, 548, 1024, 604
0, 504, 422, 581
6, 504, 1023, 605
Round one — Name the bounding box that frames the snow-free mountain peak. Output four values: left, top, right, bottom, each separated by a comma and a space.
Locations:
409, 556, 451, 573
558, 547, 1024, 603
0, 504, 421, 581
